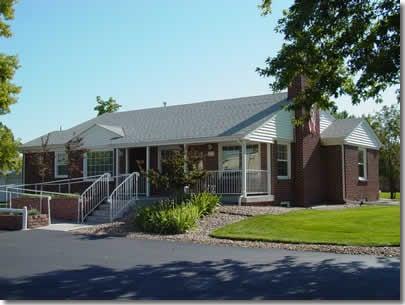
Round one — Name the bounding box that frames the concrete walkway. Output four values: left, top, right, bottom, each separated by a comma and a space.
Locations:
0, 229, 400, 300
36, 222, 94, 232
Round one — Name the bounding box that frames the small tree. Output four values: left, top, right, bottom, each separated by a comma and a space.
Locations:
65, 136, 87, 178
94, 96, 121, 116
27, 133, 52, 185
366, 104, 400, 199
145, 150, 206, 202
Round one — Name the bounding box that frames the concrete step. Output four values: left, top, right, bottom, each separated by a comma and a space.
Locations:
86, 215, 110, 224
92, 209, 110, 217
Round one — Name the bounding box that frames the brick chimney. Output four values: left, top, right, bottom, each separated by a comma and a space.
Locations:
288, 75, 322, 206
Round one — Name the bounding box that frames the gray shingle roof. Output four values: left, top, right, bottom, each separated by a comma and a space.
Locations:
320, 118, 362, 139
22, 92, 289, 148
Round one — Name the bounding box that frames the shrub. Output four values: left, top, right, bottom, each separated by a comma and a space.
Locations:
133, 200, 201, 234
28, 209, 40, 216
188, 192, 220, 216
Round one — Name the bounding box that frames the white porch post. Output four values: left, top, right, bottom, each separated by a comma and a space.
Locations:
125, 148, 129, 174
146, 146, 150, 197
241, 140, 247, 204
115, 148, 119, 188
267, 143, 271, 195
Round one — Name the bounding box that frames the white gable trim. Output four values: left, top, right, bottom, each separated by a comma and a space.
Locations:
319, 110, 335, 133
243, 109, 293, 143
345, 120, 382, 150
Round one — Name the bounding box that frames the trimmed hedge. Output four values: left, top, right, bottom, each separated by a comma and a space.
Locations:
133, 192, 220, 234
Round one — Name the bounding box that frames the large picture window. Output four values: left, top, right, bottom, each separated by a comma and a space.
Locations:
277, 143, 290, 179
358, 148, 367, 180
55, 152, 68, 178
86, 151, 113, 176
221, 144, 260, 170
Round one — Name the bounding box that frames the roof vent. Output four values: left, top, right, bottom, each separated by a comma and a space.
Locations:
163, 101, 167, 108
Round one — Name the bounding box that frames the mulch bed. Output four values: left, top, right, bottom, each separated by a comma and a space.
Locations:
73, 204, 400, 257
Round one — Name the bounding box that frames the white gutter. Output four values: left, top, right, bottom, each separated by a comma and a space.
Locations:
341, 144, 346, 202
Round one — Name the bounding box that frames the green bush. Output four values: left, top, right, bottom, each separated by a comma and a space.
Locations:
133, 192, 221, 235
28, 209, 40, 216
133, 200, 201, 234
188, 192, 220, 216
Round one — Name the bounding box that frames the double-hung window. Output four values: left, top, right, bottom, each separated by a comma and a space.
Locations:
220, 144, 260, 170
86, 151, 114, 176
358, 148, 367, 180
55, 152, 68, 178
277, 143, 290, 179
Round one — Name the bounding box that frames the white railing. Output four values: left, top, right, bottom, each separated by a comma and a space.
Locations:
4, 174, 105, 194
79, 173, 110, 223
0, 190, 52, 227
108, 172, 139, 222
194, 170, 269, 195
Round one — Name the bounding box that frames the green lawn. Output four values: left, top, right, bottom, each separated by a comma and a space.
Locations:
380, 192, 400, 200
211, 206, 400, 246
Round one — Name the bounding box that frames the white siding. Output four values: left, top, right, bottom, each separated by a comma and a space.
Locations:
320, 110, 335, 133
345, 121, 381, 149
244, 109, 293, 143
80, 125, 122, 148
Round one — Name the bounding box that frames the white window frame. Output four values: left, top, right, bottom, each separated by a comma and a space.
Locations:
218, 142, 261, 171
358, 147, 367, 181
54, 151, 68, 178
83, 149, 114, 179
276, 142, 291, 180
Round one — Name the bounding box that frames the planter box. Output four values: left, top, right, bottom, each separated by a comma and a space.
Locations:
28, 214, 49, 228
11, 197, 79, 222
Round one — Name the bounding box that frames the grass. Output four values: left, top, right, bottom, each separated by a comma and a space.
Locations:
211, 206, 400, 247
380, 192, 400, 201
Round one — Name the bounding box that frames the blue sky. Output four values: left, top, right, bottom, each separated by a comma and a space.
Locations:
1, 0, 399, 143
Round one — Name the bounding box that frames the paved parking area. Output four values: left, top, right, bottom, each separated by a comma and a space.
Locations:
0, 229, 400, 300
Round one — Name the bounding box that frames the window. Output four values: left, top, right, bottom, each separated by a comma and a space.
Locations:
277, 143, 290, 179
222, 146, 241, 170
86, 151, 113, 176
358, 148, 367, 180
221, 144, 260, 170
55, 152, 68, 178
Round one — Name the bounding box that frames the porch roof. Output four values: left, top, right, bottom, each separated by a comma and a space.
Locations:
22, 92, 288, 150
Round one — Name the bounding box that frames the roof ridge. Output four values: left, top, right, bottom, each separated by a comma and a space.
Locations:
104, 92, 288, 116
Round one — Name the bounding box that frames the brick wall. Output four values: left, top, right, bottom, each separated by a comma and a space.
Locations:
188, 143, 218, 170
320, 145, 344, 203
11, 197, 79, 222
344, 145, 379, 201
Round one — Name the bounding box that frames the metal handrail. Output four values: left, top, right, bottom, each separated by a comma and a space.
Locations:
108, 172, 139, 222
79, 173, 110, 223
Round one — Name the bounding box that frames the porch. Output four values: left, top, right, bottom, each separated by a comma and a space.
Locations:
113, 140, 273, 203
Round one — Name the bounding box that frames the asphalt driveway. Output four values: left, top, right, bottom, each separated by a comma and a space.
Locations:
0, 229, 400, 300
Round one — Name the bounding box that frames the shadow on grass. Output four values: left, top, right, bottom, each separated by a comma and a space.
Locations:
0, 256, 399, 300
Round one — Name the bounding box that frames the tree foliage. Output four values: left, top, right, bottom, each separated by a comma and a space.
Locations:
365, 103, 400, 199
0, 0, 21, 172
257, 0, 400, 121
145, 150, 206, 200
94, 96, 121, 116
27, 134, 52, 183
330, 106, 355, 120
0, 123, 21, 172
65, 136, 87, 178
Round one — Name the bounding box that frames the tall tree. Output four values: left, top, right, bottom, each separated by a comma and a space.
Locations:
0, 0, 21, 172
94, 96, 121, 116
365, 104, 400, 199
257, 0, 400, 122
330, 106, 355, 120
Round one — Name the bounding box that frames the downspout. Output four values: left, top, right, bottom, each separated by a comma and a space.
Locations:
341, 144, 346, 203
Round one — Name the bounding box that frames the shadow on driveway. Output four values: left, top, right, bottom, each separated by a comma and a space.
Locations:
0, 256, 399, 300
